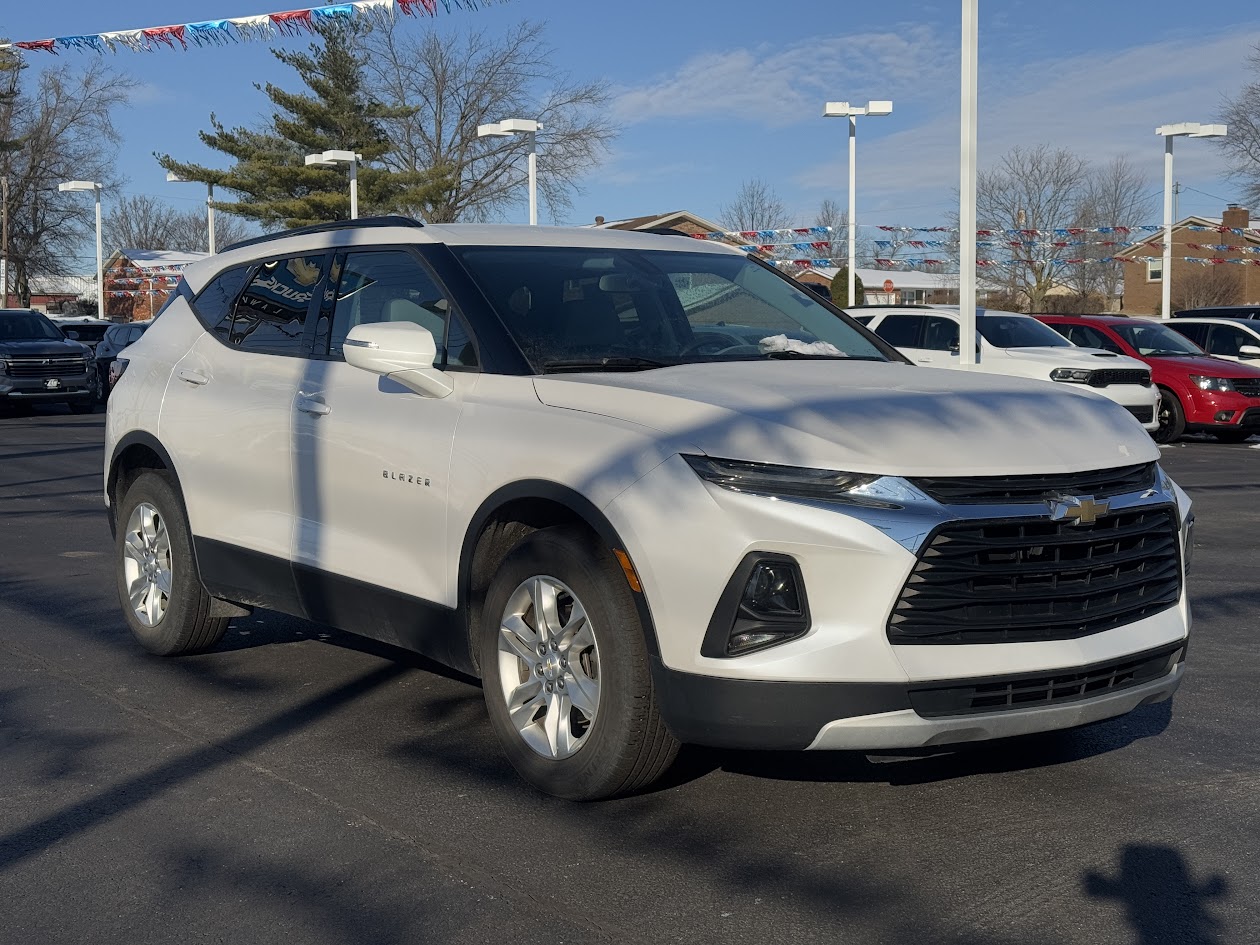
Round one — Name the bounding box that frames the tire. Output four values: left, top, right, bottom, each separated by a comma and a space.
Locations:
115, 471, 228, 656
1153, 390, 1184, 444
479, 526, 679, 800
1213, 429, 1254, 443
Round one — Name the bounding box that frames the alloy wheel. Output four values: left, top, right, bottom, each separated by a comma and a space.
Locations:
121, 502, 173, 627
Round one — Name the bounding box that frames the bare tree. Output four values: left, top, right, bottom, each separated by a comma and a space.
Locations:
1219, 43, 1260, 208
1063, 155, 1156, 308
362, 20, 615, 223
975, 144, 1091, 311
1172, 267, 1243, 311
721, 179, 789, 232
0, 53, 132, 303
105, 194, 253, 254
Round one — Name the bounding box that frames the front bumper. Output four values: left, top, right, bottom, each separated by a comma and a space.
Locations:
653, 644, 1185, 750
1087, 384, 1160, 431
1183, 389, 1260, 431
0, 375, 94, 401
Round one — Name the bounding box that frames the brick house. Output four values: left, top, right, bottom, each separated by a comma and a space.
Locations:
1121, 205, 1259, 315
104, 248, 207, 322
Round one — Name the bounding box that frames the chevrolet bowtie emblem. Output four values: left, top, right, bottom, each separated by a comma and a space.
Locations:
1046, 493, 1109, 526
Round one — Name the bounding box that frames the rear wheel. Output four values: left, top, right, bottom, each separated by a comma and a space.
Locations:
115, 471, 228, 656
479, 527, 678, 800
1153, 390, 1184, 444
1213, 429, 1254, 443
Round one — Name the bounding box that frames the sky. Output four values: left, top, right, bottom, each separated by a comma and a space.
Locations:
4, 0, 1259, 264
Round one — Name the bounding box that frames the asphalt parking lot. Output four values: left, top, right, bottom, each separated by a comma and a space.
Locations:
1, 405, 1257, 945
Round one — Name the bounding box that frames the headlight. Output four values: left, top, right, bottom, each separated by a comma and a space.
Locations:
1189, 375, 1235, 392
1050, 368, 1093, 383
684, 455, 886, 505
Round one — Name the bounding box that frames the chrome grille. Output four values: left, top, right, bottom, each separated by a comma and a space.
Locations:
5, 357, 87, 378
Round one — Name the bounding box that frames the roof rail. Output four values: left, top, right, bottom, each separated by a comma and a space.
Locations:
220, 215, 426, 254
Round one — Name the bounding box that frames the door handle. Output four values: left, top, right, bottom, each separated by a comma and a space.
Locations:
177, 368, 209, 386
297, 395, 331, 417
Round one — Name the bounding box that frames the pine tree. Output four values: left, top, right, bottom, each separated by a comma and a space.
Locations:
158, 22, 448, 229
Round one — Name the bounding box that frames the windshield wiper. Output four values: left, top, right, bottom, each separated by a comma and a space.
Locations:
541, 356, 672, 373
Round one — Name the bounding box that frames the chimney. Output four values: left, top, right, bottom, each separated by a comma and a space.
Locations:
1222, 204, 1250, 230
594, 215, 605, 226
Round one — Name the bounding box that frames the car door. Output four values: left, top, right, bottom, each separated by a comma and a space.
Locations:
289, 247, 475, 646
1204, 323, 1260, 363
870, 313, 930, 363
159, 253, 328, 608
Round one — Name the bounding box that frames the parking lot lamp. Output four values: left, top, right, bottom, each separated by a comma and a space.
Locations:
305, 150, 363, 220
477, 119, 543, 225
167, 171, 217, 254
823, 100, 893, 307
1155, 123, 1226, 319
59, 181, 104, 320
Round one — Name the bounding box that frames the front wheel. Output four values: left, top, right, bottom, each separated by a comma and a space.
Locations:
115, 471, 228, 656
479, 527, 679, 800
1153, 390, 1184, 444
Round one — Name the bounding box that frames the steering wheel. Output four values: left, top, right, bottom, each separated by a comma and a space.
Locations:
679, 331, 748, 356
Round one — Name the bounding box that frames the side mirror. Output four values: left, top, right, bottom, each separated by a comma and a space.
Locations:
343, 322, 453, 398
66, 330, 80, 340
948, 339, 960, 354
1239, 345, 1260, 358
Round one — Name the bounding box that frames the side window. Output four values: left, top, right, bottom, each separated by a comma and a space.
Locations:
1065, 325, 1122, 352
921, 315, 960, 351
872, 314, 923, 348
193, 265, 253, 340
1206, 325, 1251, 358
444, 311, 479, 368
1171, 322, 1207, 347
325, 251, 449, 360
228, 255, 326, 356
127, 326, 144, 344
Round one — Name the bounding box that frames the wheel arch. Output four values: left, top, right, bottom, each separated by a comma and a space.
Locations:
107, 431, 184, 538
457, 480, 660, 676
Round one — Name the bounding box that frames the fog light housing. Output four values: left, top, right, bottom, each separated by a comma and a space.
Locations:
1214, 410, 1236, 423
702, 553, 811, 657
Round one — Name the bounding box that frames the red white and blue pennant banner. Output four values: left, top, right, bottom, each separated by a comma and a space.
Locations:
0, 1, 499, 55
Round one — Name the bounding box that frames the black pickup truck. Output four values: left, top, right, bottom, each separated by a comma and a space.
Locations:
0, 309, 100, 413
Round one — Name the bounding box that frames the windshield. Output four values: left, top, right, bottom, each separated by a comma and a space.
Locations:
976, 313, 1071, 348
1110, 321, 1205, 356
0, 312, 66, 342
451, 247, 891, 370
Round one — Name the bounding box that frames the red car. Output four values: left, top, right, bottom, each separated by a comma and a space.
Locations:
1035, 314, 1260, 443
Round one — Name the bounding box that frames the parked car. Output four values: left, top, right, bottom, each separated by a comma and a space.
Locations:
859, 306, 1161, 432
1036, 315, 1260, 443
1162, 317, 1260, 365
1172, 305, 1260, 321
95, 321, 152, 400
0, 308, 99, 412
105, 218, 1192, 799
48, 315, 114, 355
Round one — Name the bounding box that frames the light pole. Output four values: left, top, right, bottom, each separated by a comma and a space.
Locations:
477, 119, 543, 225
59, 180, 104, 320
167, 171, 217, 253
305, 149, 363, 220
823, 100, 893, 308
1155, 122, 1226, 319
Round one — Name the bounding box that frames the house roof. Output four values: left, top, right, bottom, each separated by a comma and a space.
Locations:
588, 210, 726, 235
107, 248, 209, 272
28, 273, 96, 298
1126, 216, 1260, 251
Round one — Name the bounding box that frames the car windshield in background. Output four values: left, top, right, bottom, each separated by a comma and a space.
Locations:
451, 247, 890, 371
977, 314, 1071, 348
0, 312, 66, 342
1111, 322, 1206, 357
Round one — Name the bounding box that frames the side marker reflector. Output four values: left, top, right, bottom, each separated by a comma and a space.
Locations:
613, 549, 643, 592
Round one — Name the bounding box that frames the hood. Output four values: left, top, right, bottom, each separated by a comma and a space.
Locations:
533, 361, 1158, 478
0, 338, 90, 358
1144, 353, 1260, 378
1000, 346, 1145, 369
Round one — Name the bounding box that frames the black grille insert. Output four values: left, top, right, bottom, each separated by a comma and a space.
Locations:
888, 506, 1182, 644
908, 644, 1183, 717
1233, 378, 1260, 398
910, 462, 1156, 505
1089, 369, 1150, 387
5, 357, 87, 379
1126, 406, 1154, 423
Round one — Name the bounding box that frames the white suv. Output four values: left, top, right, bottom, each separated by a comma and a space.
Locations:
857, 306, 1162, 432
104, 218, 1193, 799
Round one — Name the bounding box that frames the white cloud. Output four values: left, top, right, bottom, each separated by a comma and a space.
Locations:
609, 25, 955, 128
797, 29, 1260, 219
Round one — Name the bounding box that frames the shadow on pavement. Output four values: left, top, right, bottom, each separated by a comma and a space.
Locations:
1084, 845, 1228, 945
